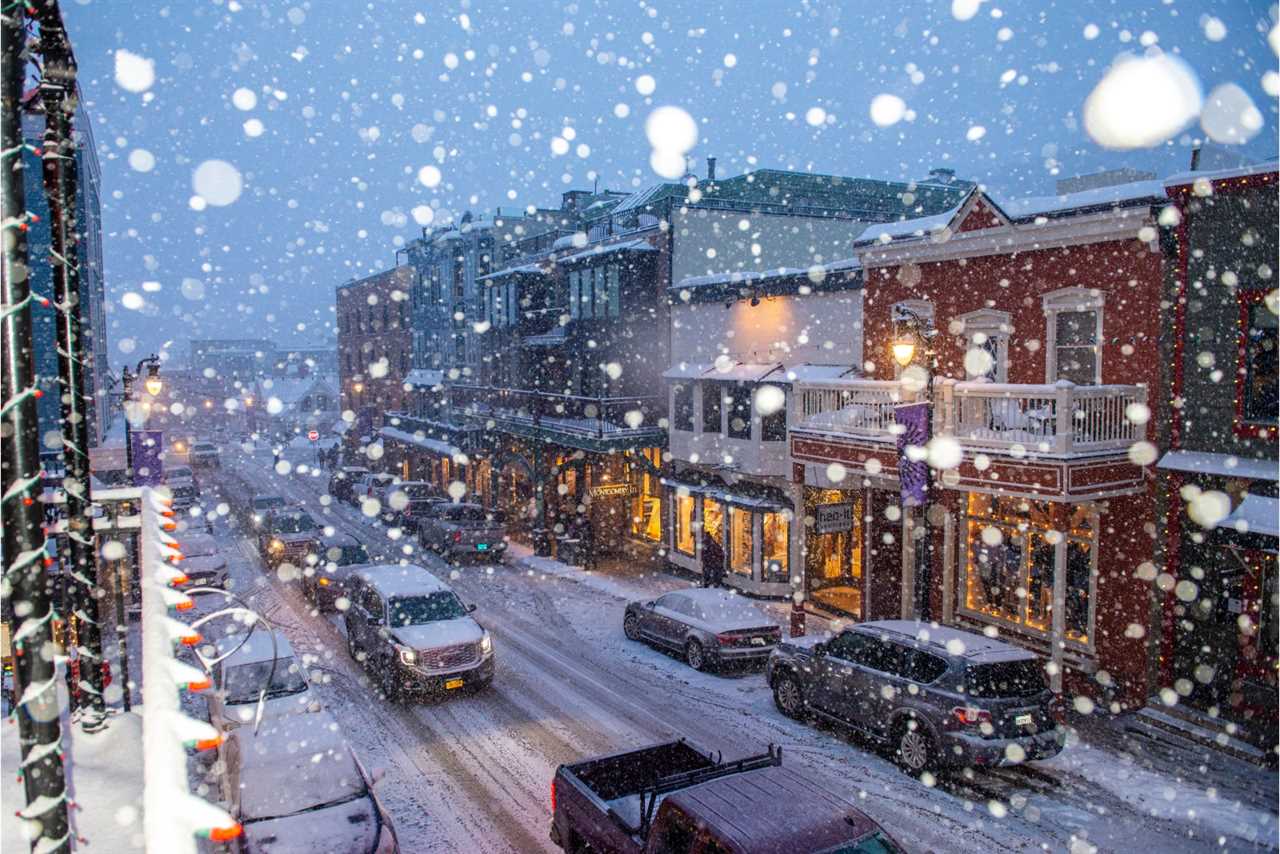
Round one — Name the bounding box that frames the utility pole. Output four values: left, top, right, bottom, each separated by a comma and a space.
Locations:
1, 1, 72, 850
37, 0, 106, 729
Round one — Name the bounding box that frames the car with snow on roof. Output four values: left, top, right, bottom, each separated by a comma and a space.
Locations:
766, 620, 1065, 774
201, 631, 322, 733
302, 531, 372, 612
342, 564, 494, 700
623, 588, 781, 673
219, 709, 398, 853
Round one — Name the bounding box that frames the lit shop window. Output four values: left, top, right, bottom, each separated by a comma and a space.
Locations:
674, 494, 695, 556
729, 507, 753, 576
762, 511, 789, 582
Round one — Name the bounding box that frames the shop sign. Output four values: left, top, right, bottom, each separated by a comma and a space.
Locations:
589, 482, 636, 498
815, 503, 854, 534
895, 402, 930, 507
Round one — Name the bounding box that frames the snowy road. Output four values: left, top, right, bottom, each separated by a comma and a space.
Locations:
190, 449, 1278, 854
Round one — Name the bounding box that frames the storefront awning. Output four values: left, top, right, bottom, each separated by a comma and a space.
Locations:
781, 364, 857, 382
379, 426, 460, 458
1157, 450, 1279, 482
659, 476, 791, 511
662, 362, 711, 380
1217, 494, 1280, 538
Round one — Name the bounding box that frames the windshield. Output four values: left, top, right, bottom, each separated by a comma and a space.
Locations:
254, 497, 287, 511
965, 660, 1048, 698
388, 593, 467, 627
221, 659, 309, 705
336, 545, 369, 566
820, 831, 901, 854
272, 513, 318, 534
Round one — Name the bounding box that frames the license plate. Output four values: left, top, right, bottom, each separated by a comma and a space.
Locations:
444, 678, 465, 690
476, 543, 489, 551
751, 637, 767, 646
1015, 713, 1033, 726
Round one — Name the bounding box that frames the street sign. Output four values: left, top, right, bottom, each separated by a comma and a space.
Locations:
307, 430, 319, 442
815, 503, 854, 534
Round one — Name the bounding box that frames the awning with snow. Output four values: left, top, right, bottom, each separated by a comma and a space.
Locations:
780, 364, 858, 382
379, 426, 459, 458
1217, 494, 1280, 539
662, 362, 712, 380
659, 476, 792, 511
703, 362, 783, 383
477, 263, 548, 283
403, 369, 444, 388
1157, 451, 1279, 482
556, 238, 656, 266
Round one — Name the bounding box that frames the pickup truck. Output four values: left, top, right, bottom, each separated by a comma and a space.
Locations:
550, 740, 903, 854
417, 503, 507, 561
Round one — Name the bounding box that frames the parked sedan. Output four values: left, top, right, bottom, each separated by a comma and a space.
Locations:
623, 588, 782, 672
302, 531, 372, 612
417, 503, 507, 561
766, 620, 1065, 774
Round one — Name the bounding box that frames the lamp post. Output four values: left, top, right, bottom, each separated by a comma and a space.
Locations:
891, 308, 937, 622
122, 355, 162, 483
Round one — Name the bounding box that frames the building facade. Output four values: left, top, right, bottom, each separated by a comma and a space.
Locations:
1155, 164, 1278, 746
336, 267, 415, 439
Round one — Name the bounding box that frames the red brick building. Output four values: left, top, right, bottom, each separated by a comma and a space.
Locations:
789, 181, 1170, 708
336, 266, 415, 438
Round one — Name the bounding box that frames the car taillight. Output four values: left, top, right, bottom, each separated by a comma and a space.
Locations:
716, 633, 735, 645
453, 530, 462, 543
550, 778, 557, 814
951, 706, 992, 728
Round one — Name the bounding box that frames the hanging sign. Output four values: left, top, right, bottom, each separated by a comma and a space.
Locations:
895, 402, 930, 508
589, 482, 635, 498
815, 503, 854, 534
130, 430, 165, 486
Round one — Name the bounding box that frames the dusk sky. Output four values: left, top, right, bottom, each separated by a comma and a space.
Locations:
62, 0, 1278, 369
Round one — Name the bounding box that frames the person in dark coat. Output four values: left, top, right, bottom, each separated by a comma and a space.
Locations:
577, 512, 598, 571
701, 532, 726, 588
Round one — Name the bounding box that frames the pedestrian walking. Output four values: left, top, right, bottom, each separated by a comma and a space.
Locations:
578, 512, 598, 571
701, 531, 726, 588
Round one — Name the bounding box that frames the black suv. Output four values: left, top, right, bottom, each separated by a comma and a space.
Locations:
766, 620, 1063, 774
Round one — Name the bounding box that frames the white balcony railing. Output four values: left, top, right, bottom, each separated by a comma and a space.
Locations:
790, 377, 1147, 457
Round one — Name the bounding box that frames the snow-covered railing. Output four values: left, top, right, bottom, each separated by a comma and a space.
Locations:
449, 384, 665, 438
790, 378, 915, 441
939, 379, 1147, 456
138, 488, 241, 852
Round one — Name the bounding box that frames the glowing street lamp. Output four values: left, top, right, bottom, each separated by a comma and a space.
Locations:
892, 337, 917, 369
144, 362, 164, 397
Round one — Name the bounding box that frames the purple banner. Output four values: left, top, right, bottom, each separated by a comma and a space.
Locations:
130, 429, 165, 486
895, 402, 930, 507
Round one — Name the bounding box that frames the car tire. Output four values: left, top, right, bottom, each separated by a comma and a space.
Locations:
772, 672, 806, 719
346, 625, 363, 665
894, 718, 938, 776
623, 613, 642, 642
684, 639, 708, 672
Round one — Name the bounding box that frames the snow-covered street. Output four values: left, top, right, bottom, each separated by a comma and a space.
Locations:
183, 447, 1278, 853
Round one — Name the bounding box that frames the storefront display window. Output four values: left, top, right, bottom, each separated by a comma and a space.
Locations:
629, 450, 662, 542
762, 511, 788, 582
674, 493, 695, 555
806, 490, 864, 618
961, 493, 1094, 647
729, 507, 752, 576
702, 497, 723, 544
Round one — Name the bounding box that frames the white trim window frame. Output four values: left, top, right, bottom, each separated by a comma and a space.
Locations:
1042, 287, 1105, 385
956, 308, 1012, 382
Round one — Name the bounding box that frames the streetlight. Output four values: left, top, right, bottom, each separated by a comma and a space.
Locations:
122, 354, 162, 484
891, 308, 936, 621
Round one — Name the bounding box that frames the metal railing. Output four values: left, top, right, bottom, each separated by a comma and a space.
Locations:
447, 384, 664, 439
790, 377, 1147, 456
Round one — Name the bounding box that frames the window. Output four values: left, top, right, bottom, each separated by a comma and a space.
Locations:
833, 632, 904, 676
1241, 298, 1278, 425
762, 511, 788, 582
903, 649, 948, 684
568, 270, 580, 319
961, 493, 1095, 648
758, 385, 787, 441
594, 267, 610, 317
701, 382, 722, 433
674, 493, 695, 555
728, 507, 752, 576
956, 308, 1011, 383
672, 383, 693, 431
606, 265, 621, 317
727, 384, 752, 440
1043, 287, 1104, 385
702, 497, 723, 546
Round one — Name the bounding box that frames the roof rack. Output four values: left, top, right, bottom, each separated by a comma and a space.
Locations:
638, 744, 782, 836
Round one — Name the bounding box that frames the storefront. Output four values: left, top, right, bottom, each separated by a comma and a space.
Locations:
627, 448, 663, 544
664, 475, 795, 597
805, 489, 865, 618
956, 493, 1097, 652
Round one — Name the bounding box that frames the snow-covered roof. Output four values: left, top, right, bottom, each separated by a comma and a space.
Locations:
704, 361, 782, 382
1164, 161, 1278, 189
1000, 179, 1166, 220
477, 263, 547, 282
781, 364, 858, 382
857, 205, 964, 245
259, 374, 338, 409
677, 266, 808, 290
1218, 494, 1279, 538
403, 368, 444, 388
379, 426, 458, 458
557, 238, 656, 265
662, 362, 711, 380
612, 182, 688, 214
354, 563, 451, 597
1157, 450, 1279, 482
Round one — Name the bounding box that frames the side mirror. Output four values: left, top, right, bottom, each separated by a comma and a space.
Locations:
467, 603, 477, 613
813, 642, 828, 657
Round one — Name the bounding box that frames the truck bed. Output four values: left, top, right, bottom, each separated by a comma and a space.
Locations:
567, 740, 716, 803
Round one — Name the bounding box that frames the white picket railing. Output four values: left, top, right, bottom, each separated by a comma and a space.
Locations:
790, 378, 914, 441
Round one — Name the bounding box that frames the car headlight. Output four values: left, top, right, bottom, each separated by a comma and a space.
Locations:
317, 577, 330, 586
397, 646, 416, 666
479, 632, 493, 656
270, 539, 284, 552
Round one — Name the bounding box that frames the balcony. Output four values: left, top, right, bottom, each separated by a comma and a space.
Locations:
790, 377, 1148, 457
447, 385, 666, 450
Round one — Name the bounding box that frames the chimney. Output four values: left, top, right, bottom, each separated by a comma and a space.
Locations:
707, 156, 717, 182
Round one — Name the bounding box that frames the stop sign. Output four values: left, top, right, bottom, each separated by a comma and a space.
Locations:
307, 430, 319, 442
